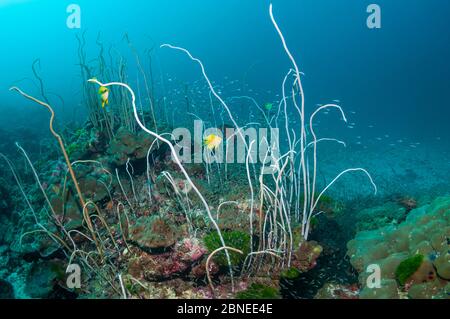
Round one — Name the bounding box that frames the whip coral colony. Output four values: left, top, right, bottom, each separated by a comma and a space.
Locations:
154, 3, 363, 293
5, 2, 421, 301
172, 120, 280, 168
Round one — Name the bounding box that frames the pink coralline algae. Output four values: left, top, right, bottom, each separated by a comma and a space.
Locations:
176, 238, 207, 262
128, 237, 207, 280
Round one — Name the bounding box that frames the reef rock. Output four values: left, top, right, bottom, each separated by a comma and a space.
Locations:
128, 237, 206, 280
315, 282, 359, 299
24, 260, 64, 298
291, 240, 323, 272
107, 128, 156, 166
0, 279, 14, 299
0, 179, 12, 215
355, 201, 407, 232
78, 175, 109, 203
129, 215, 177, 251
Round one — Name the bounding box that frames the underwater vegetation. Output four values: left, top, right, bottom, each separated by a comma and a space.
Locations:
395, 254, 424, 286
0, 2, 448, 301
236, 283, 281, 299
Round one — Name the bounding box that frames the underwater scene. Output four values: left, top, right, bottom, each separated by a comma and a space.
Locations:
0, 0, 449, 301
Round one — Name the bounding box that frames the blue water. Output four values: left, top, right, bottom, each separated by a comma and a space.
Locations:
1, 0, 449, 139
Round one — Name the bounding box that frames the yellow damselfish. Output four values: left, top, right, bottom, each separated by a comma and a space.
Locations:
98, 86, 109, 108
203, 134, 222, 151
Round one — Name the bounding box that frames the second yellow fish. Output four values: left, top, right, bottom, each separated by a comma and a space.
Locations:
204, 133, 222, 151
98, 86, 109, 108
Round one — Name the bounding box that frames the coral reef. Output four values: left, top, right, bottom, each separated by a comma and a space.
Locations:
314, 282, 359, 299
127, 237, 207, 281
0, 279, 14, 299
354, 201, 408, 231
130, 215, 178, 252
107, 128, 157, 166
347, 196, 450, 299
3, 3, 448, 301
291, 240, 323, 273
0, 180, 11, 214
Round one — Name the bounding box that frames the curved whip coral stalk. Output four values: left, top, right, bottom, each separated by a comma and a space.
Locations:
10, 87, 86, 207
269, 3, 308, 209
240, 250, 282, 277
309, 104, 347, 215
312, 168, 377, 213
0, 153, 36, 220
87, 78, 236, 290
206, 246, 243, 299
246, 140, 256, 260
9, 86, 103, 258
